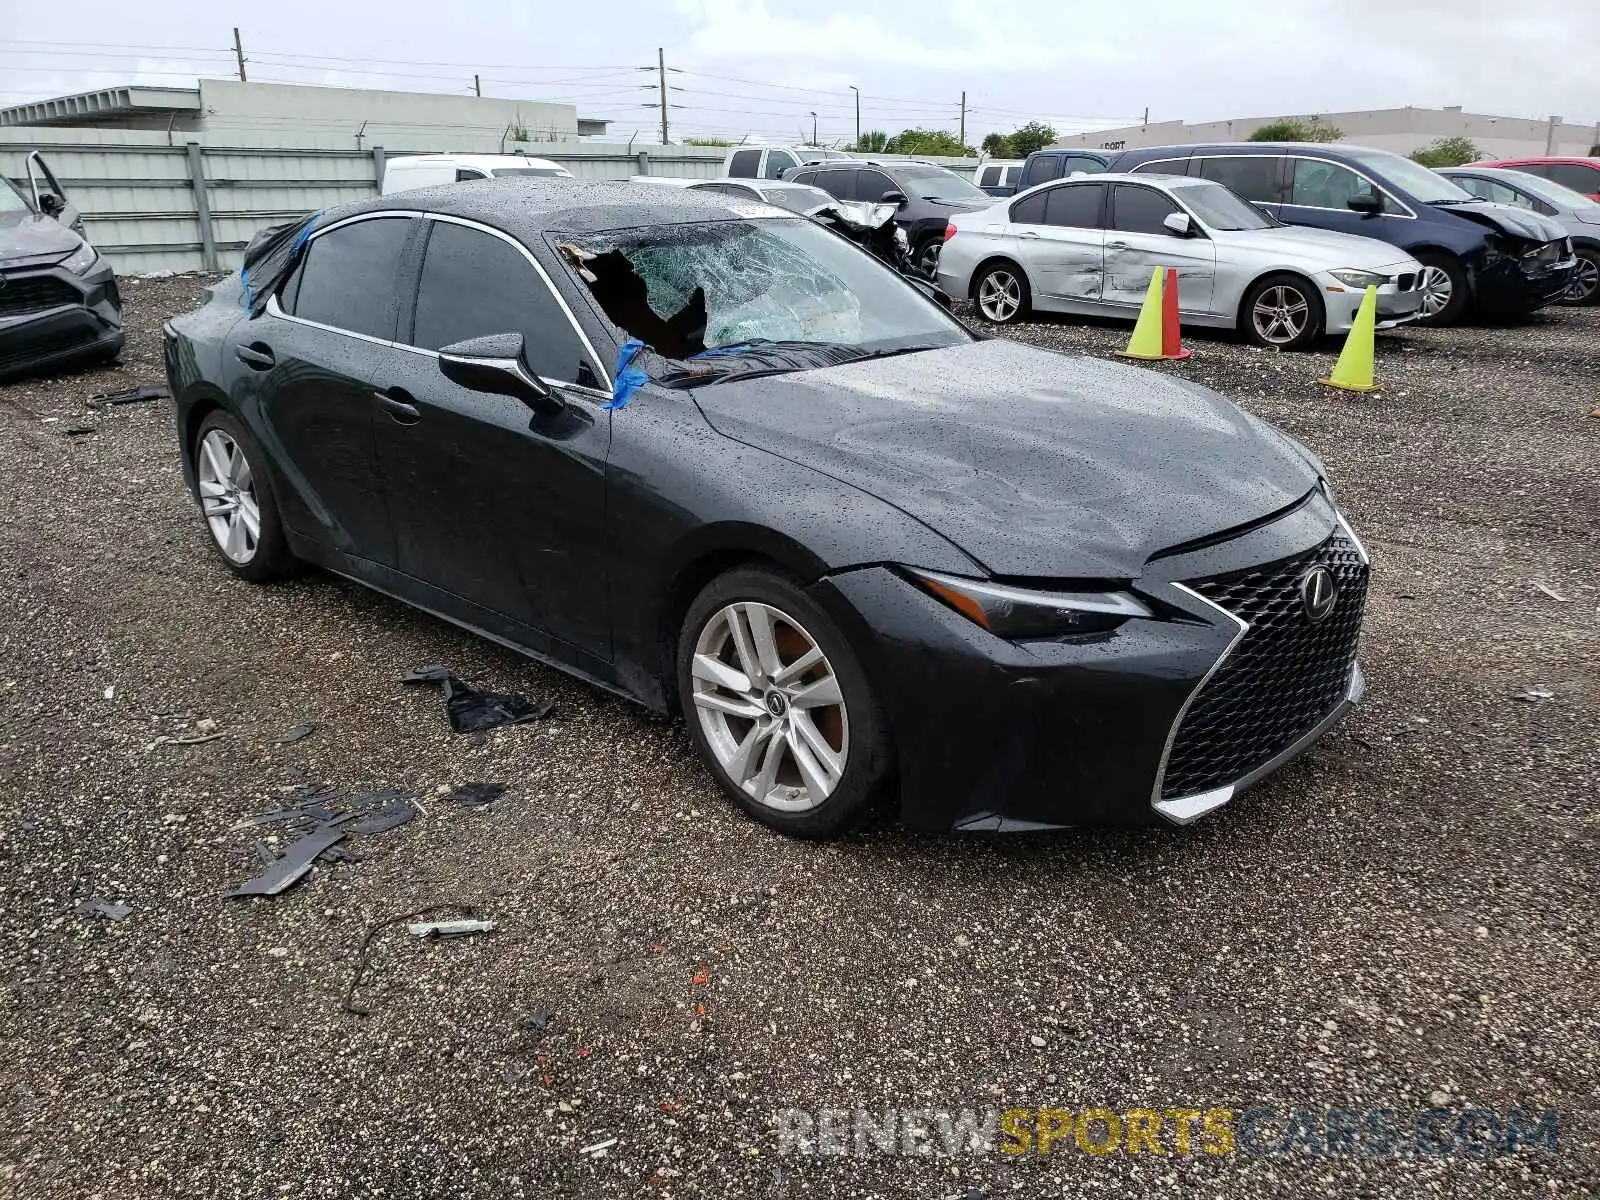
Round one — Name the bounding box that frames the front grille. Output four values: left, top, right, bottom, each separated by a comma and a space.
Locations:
0, 325, 97, 370
0, 274, 80, 318
1161, 533, 1368, 800
1395, 272, 1417, 292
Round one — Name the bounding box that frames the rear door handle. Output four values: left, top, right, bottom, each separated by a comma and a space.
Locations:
374, 390, 420, 425
234, 343, 275, 370
1017, 231, 1041, 239
1106, 240, 1130, 250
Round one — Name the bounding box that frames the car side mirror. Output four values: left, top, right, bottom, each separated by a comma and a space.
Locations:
39, 192, 65, 218
1162, 211, 1192, 237
880, 189, 908, 207
437, 332, 563, 415
1346, 193, 1381, 215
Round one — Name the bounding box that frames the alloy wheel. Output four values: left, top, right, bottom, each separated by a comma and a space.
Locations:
978, 270, 1022, 322
197, 428, 261, 564
1418, 265, 1454, 318
917, 241, 941, 278
1564, 255, 1599, 304
690, 601, 849, 813
1251, 284, 1310, 345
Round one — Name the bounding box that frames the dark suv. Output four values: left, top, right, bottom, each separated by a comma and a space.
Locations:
1017, 143, 1574, 324
1, 153, 123, 381
786, 159, 993, 276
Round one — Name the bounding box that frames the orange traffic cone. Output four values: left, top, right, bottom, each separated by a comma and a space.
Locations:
1117, 267, 1191, 361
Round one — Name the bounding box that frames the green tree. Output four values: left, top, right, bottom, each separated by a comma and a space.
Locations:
981, 132, 1014, 158
883, 128, 975, 157
1410, 136, 1480, 167
853, 130, 889, 153
1248, 117, 1343, 143
1007, 121, 1057, 157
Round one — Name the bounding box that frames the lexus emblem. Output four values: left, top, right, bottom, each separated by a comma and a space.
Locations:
1300, 566, 1339, 624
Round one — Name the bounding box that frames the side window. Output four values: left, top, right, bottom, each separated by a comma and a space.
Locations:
1009, 191, 1047, 224
411, 221, 589, 385
856, 169, 896, 202
1289, 159, 1379, 211
455, 168, 489, 182
1063, 155, 1109, 176
812, 170, 853, 200
1462, 177, 1529, 208
1110, 184, 1181, 235
1030, 155, 1064, 184
763, 151, 798, 179
287, 216, 413, 339
1003, 166, 1021, 187
979, 166, 1000, 188
1197, 156, 1284, 203
1043, 183, 1105, 229
1550, 164, 1600, 194
728, 149, 760, 178
791, 170, 816, 186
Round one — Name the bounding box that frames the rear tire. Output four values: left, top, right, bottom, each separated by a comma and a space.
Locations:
1561, 246, 1600, 306
972, 261, 1031, 325
193, 409, 294, 584
677, 567, 893, 839
1241, 272, 1325, 350
1413, 251, 1470, 325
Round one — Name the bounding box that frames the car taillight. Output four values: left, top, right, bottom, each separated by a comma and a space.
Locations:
943, 223, 957, 242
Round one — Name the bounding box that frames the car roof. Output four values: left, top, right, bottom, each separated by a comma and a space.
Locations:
391, 153, 566, 171
331, 177, 795, 236
1473, 156, 1600, 167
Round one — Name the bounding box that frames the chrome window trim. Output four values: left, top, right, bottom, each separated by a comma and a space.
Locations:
1281, 154, 1416, 220
264, 209, 614, 397
417, 212, 613, 391
1148, 583, 1249, 823
1128, 157, 1190, 175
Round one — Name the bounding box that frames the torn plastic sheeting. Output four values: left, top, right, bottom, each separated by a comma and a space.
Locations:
226, 785, 417, 897
607, 338, 648, 410
401, 665, 553, 733
241, 211, 321, 316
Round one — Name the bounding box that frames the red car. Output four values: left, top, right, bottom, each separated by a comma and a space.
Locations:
1471, 157, 1600, 201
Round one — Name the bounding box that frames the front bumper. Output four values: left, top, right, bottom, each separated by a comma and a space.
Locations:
1320, 265, 1426, 334
0, 257, 124, 382
1476, 247, 1577, 315
810, 489, 1369, 832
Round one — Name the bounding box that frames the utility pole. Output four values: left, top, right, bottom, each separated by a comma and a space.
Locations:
232, 27, 247, 82
809, 111, 817, 146
658, 47, 669, 146
849, 85, 860, 150
1142, 106, 1149, 125
959, 91, 966, 148
474, 74, 482, 98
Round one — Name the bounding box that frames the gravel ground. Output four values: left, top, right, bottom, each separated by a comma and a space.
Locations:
1, 276, 1596, 1198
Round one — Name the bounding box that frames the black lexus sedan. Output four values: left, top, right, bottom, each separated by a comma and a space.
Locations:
1, 156, 123, 382
164, 180, 1370, 838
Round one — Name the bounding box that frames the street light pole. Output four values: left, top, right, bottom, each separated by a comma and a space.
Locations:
849, 85, 859, 149
810, 111, 817, 146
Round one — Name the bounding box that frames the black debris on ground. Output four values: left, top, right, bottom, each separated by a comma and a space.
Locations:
402, 664, 555, 732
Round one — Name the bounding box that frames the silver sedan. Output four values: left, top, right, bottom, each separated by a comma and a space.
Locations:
1439, 166, 1600, 305
937, 173, 1426, 349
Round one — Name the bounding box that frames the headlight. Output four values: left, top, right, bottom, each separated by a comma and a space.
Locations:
908, 569, 1151, 639
1329, 268, 1387, 288
60, 243, 98, 275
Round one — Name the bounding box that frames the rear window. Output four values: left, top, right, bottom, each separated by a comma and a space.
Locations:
728, 149, 760, 178
288, 216, 412, 339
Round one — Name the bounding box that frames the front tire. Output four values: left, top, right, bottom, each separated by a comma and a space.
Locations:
193, 409, 294, 583
1241, 272, 1325, 350
1413, 251, 1470, 325
677, 567, 893, 838
972, 261, 1031, 325
1561, 246, 1600, 306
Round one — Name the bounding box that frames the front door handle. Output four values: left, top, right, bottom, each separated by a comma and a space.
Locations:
374, 390, 421, 425
1017, 230, 1041, 239
1106, 240, 1130, 250
234, 342, 275, 370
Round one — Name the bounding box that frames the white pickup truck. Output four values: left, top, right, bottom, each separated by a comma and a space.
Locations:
721, 145, 853, 181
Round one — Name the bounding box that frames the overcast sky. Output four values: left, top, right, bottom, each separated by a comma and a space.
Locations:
3, 0, 1595, 145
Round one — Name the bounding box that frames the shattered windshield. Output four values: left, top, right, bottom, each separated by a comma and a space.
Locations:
558, 217, 968, 372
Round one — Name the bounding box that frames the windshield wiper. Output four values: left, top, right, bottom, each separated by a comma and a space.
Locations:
1427, 198, 1471, 206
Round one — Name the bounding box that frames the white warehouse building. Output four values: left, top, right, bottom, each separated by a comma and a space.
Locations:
1054, 106, 1599, 160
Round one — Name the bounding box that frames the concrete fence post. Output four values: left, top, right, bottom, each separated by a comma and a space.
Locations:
637, 149, 650, 177
372, 145, 386, 193
185, 141, 218, 272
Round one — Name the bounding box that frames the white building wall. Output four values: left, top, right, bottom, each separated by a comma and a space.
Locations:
1055, 107, 1600, 159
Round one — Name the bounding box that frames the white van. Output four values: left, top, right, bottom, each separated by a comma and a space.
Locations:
380, 153, 573, 194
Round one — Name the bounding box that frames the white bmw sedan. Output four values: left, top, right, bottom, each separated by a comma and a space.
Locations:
937, 173, 1426, 349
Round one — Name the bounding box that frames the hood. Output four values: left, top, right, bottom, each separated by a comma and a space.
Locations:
1218, 224, 1417, 268
1440, 201, 1566, 243
690, 339, 1321, 579
0, 211, 81, 267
